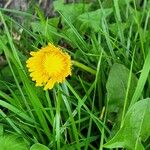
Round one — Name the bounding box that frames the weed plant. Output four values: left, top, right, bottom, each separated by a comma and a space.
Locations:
0, 0, 150, 150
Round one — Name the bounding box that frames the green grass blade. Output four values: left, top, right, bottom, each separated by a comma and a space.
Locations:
130, 50, 150, 107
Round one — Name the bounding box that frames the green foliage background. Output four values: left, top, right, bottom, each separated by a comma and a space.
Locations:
0, 0, 150, 149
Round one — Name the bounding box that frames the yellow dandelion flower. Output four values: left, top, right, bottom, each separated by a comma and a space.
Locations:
26, 43, 72, 90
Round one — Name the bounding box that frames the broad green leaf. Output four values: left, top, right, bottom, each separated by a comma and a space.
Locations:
106, 63, 137, 114
106, 63, 138, 136
0, 134, 29, 150
53, 0, 90, 23
104, 98, 150, 150
30, 143, 50, 150
78, 8, 113, 32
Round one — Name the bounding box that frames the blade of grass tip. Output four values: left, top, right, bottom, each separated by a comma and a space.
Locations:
130, 49, 150, 107
60, 85, 81, 150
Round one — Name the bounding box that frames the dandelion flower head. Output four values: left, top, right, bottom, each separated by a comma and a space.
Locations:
26, 43, 72, 90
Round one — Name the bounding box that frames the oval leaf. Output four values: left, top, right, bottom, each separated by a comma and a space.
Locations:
104, 98, 150, 150
106, 63, 138, 135
30, 143, 50, 150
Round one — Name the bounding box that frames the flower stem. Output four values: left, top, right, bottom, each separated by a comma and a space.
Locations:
72, 60, 96, 75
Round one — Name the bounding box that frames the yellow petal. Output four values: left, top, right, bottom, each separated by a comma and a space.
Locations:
26, 43, 72, 90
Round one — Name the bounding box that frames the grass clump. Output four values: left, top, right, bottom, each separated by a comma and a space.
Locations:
0, 0, 150, 149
